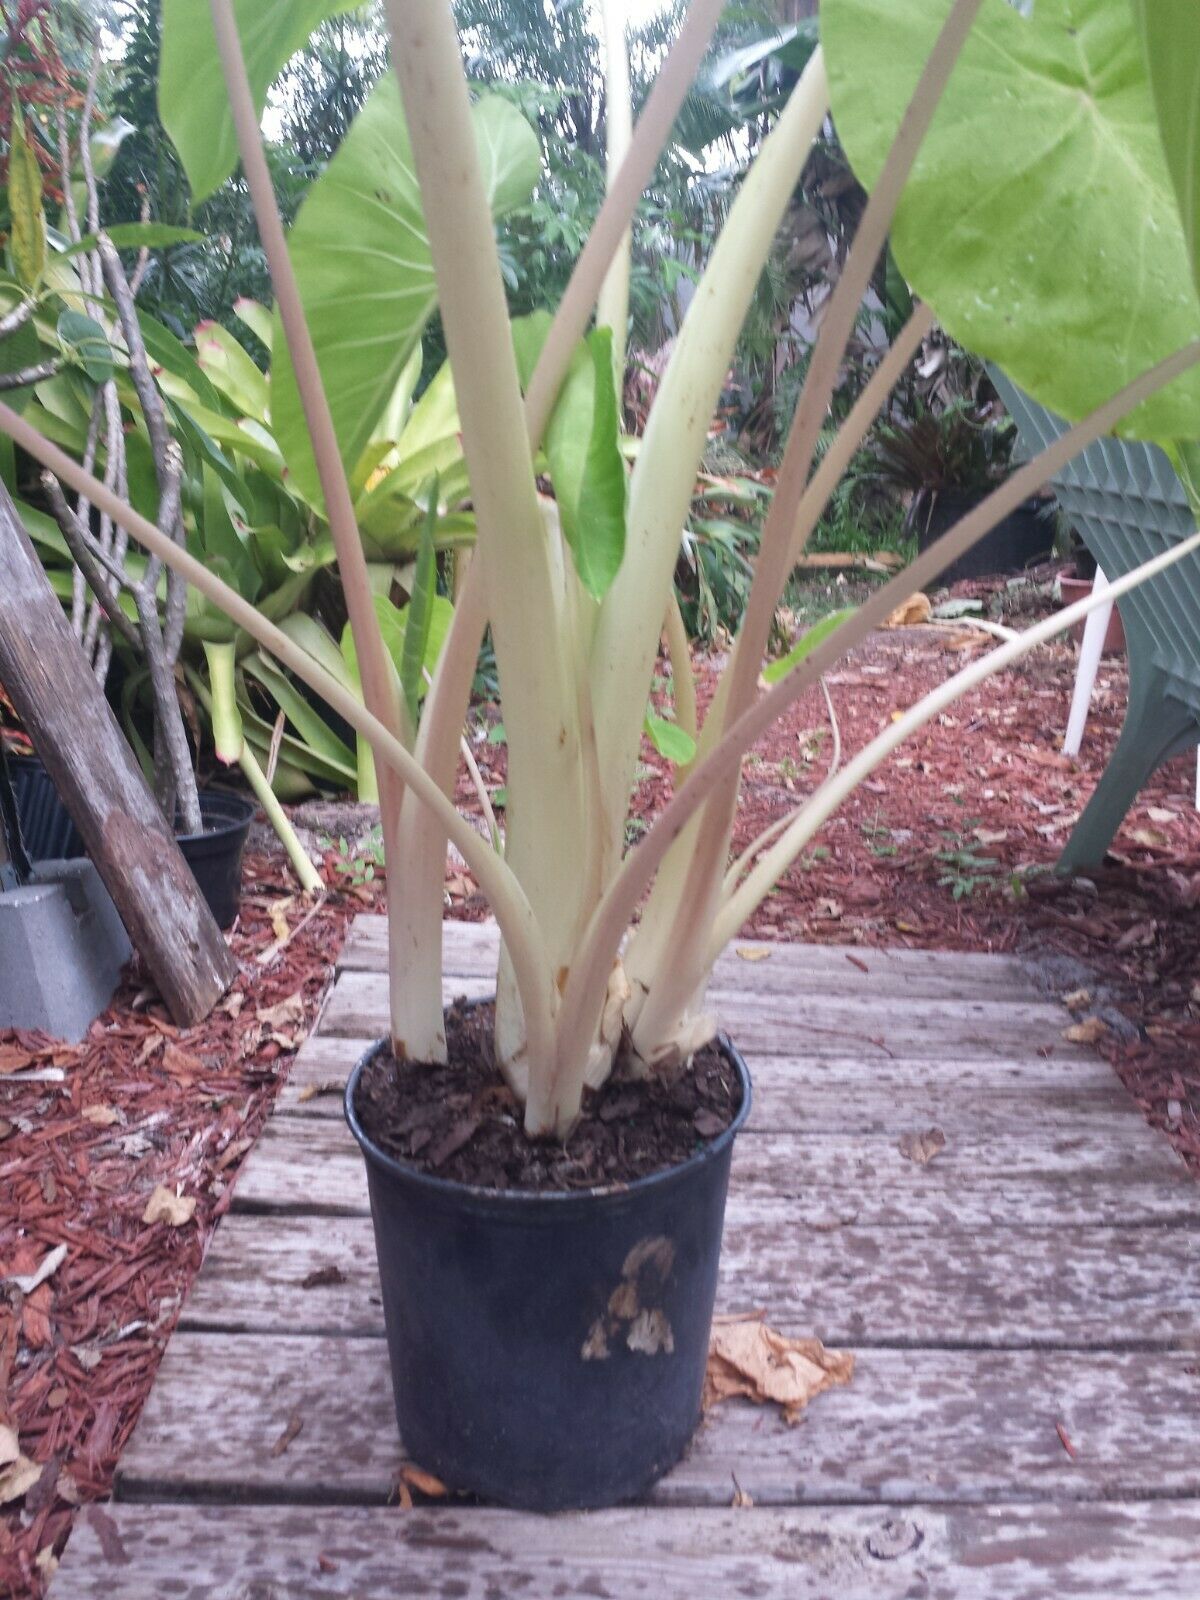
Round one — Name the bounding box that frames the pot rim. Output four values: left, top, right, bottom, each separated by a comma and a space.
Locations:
344, 1031, 752, 1212
176, 787, 257, 844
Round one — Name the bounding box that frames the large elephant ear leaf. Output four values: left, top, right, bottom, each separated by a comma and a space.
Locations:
159, 0, 359, 203
1131, 0, 1200, 300
270, 78, 540, 508
821, 0, 1200, 439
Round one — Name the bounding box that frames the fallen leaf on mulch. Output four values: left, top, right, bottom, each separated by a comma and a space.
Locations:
0, 1454, 41, 1505
885, 593, 932, 627
898, 1127, 947, 1165
1063, 1017, 1109, 1046
1062, 988, 1092, 1012
703, 1318, 853, 1424
398, 1464, 448, 1498
258, 994, 306, 1031
140, 1187, 196, 1228
0, 1425, 18, 1466
3, 1244, 67, 1295
80, 1105, 120, 1127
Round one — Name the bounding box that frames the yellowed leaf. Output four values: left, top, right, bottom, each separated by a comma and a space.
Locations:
895, 919, 921, 934
297, 1080, 344, 1103
1062, 988, 1092, 1012
898, 1127, 947, 1165
1063, 1017, 1109, 1046
735, 946, 772, 963
398, 1464, 448, 1498
258, 993, 306, 1030
1147, 807, 1178, 825
35, 1546, 58, 1577
270, 904, 292, 944
884, 592, 932, 628
0, 1424, 19, 1468
81, 1105, 120, 1127
269, 1411, 303, 1458
141, 1186, 196, 1228
703, 1319, 853, 1425
1130, 826, 1171, 850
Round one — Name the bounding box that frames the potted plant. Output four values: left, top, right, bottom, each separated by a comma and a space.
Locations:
1, 0, 1198, 1509
866, 399, 1056, 581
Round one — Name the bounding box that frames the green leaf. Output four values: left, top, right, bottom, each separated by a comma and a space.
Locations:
762, 608, 856, 685
194, 320, 269, 421
271, 79, 540, 505
137, 310, 225, 413
822, 0, 1200, 438
232, 298, 273, 351
1131, 0, 1200, 300
8, 109, 45, 289
196, 463, 261, 601
57, 310, 114, 383
241, 652, 355, 775
543, 327, 627, 599
644, 711, 697, 766
399, 487, 439, 725
0, 294, 43, 412
159, 0, 359, 203
59, 223, 203, 259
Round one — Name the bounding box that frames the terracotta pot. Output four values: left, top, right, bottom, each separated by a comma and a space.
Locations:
1060, 572, 1126, 655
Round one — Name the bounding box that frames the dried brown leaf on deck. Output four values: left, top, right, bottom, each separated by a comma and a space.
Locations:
1063, 1017, 1109, 1046
703, 1319, 854, 1424
898, 1127, 947, 1165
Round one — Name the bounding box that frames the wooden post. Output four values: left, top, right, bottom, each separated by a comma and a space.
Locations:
0, 484, 237, 1024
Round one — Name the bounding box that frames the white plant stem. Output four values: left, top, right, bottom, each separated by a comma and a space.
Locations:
589, 51, 832, 875
385, 0, 586, 1131
0, 400, 558, 1080
237, 742, 323, 895
711, 525, 1200, 953
630, 0, 983, 1064
553, 337, 1200, 1091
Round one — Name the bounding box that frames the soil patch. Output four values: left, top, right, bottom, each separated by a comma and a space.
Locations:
354, 999, 743, 1192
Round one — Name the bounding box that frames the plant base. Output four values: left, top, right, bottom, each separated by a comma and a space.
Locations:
345, 1036, 752, 1511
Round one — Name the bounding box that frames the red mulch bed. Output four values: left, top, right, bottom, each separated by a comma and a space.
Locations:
0, 851, 380, 1597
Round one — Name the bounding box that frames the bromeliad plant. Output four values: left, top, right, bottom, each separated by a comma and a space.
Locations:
2, 0, 1198, 1131
2, 0, 1198, 1511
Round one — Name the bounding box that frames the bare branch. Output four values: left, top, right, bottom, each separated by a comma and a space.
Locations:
0, 360, 62, 391
40, 470, 140, 649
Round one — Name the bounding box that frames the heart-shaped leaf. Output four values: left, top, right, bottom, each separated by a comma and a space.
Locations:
823, 0, 1200, 438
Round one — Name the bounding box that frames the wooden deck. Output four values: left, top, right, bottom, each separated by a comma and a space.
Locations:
51, 918, 1200, 1597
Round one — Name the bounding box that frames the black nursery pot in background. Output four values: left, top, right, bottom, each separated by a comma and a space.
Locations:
176, 790, 255, 930
917, 490, 1053, 583
9, 757, 254, 930
345, 1038, 753, 1512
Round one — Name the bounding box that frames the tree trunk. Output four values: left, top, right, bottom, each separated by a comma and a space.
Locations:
0, 485, 237, 1024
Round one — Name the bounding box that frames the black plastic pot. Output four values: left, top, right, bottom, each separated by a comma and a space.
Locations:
345, 1038, 752, 1511
176, 790, 255, 930
9, 758, 253, 930
917, 489, 1053, 583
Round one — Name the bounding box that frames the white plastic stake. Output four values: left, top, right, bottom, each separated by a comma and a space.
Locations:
1063, 566, 1112, 757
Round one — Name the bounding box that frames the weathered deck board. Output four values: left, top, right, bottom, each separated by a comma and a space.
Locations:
52, 916, 1200, 1599
340, 915, 1038, 999
229, 1115, 1197, 1227
317, 966, 1069, 1058
180, 1210, 1200, 1349
278, 1032, 1132, 1133
113, 1333, 1200, 1508
54, 1500, 1200, 1600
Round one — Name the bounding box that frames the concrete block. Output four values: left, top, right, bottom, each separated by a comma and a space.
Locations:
0, 858, 131, 1041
